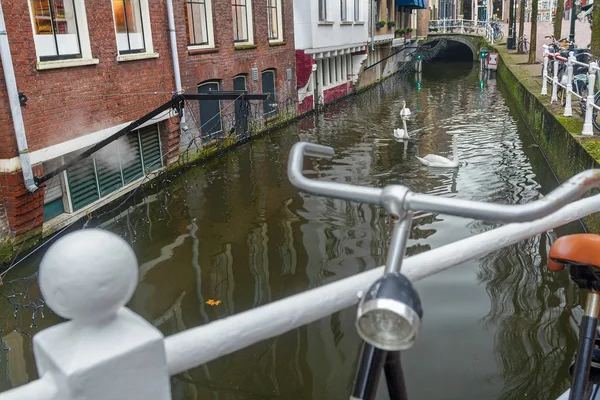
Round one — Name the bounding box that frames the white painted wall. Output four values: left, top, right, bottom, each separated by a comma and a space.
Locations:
293, 0, 370, 52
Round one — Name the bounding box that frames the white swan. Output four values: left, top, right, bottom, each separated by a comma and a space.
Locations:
393, 118, 409, 140
400, 101, 411, 118
415, 135, 459, 168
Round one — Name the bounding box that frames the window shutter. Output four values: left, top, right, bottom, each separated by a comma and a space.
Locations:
95, 142, 124, 197
66, 156, 99, 211
139, 126, 162, 173
121, 132, 144, 184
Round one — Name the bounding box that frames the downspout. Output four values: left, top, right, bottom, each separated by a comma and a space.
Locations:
165, 0, 186, 126
0, 1, 37, 192
371, 0, 376, 51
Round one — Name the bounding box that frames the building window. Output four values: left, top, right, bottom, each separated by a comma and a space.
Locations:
198, 81, 223, 142
267, 0, 283, 41
262, 70, 277, 118
319, 0, 327, 21
112, 0, 148, 54
341, 0, 348, 20
185, 0, 209, 46
354, 0, 360, 20
376, 0, 381, 21
29, 0, 87, 61
232, 0, 253, 43
387, 0, 392, 21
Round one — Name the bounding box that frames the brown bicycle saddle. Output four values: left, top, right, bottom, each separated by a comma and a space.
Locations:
548, 234, 600, 272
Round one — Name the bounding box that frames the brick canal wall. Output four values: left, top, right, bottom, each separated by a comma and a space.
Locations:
494, 46, 600, 232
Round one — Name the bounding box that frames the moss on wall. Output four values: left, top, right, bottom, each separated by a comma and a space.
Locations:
494, 47, 600, 232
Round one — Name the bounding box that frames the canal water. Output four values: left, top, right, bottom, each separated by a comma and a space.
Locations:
0, 61, 585, 399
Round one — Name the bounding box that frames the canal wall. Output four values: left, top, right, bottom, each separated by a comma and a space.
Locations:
493, 46, 600, 232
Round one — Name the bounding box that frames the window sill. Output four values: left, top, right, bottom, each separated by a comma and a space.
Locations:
116, 52, 159, 62
354, 21, 366, 25
234, 43, 258, 51
269, 40, 287, 47
36, 58, 99, 71
188, 46, 220, 55
318, 21, 335, 25
341, 21, 354, 25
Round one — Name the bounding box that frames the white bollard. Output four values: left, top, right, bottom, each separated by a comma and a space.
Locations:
582, 62, 597, 135
541, 45, 549, 96
564, 51, 574, 117
551, 55, 559, 103
33, 229, 171, 400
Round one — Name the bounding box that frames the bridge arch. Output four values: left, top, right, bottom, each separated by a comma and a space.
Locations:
421, 34, 484, 61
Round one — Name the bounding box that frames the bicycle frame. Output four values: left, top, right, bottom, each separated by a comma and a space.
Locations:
288, 142, 600, 400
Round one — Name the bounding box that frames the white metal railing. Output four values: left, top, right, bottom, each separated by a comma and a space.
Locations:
541, 44, 600, 136
428, 19, 498, 44
1, 190, 600, 399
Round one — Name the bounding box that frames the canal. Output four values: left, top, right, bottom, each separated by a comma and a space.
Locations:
0, 60, 585, 399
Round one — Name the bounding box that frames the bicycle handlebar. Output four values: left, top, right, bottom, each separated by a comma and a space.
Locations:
288, 142, 600, 223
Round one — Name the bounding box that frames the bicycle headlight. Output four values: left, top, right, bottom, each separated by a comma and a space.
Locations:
356, 273, 423, 351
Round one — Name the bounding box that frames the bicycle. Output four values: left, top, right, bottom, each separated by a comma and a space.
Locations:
287, 141, 600, 400
518, 35, 528, 53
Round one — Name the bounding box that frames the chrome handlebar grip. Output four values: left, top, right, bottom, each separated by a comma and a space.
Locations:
289, 142, 600, 223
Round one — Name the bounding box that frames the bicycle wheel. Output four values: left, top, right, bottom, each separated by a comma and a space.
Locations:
496, 31, 504, 41
579, 81, 589, 116
593, 91, 600, 131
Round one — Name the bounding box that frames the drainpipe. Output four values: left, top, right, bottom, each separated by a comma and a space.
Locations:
165, 0, 187, 128
0, 1, 37, 192
371, 0, 375, 51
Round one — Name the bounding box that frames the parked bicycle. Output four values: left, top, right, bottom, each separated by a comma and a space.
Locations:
288, 141, 600, 400
518, 35, 529, 53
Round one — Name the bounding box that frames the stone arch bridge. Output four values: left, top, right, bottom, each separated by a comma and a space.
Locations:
421, 33, 486, 61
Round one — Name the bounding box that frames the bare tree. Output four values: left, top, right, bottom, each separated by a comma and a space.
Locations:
528, 0, 539, 63
554, 0, 565, 39
518, 0, 526, 52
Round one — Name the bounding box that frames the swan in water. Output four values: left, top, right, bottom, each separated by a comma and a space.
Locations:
393, 118, 409, 140
415, 134, 459, 168
400, 101, 411, 118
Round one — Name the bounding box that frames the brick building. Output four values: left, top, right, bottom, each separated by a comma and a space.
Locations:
0, 0, 297, 252
173, 0, 296, 146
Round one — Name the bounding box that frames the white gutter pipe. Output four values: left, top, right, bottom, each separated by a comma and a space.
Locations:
0, 1, 37, 192
165, 0, 182, 93
165, 0, 186, 127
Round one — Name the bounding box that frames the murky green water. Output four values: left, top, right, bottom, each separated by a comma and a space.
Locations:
0, 61, 586, 399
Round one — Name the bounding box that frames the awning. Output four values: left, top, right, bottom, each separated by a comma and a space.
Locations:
396, 0, 427, 10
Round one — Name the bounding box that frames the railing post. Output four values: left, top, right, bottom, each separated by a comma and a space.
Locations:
31, 229, 171, 400
583, 61, 597, 135
541, 45, 549, 95
551, 55, 559, 103
564, 51, 574, 117
461, 19, 464, 33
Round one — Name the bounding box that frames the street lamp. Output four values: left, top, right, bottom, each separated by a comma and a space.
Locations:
569, 0, 582, 49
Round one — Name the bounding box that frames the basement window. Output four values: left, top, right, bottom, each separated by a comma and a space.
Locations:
64, 125, 162, 212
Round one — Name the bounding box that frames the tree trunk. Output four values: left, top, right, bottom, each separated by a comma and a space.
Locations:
554, 0, 564, 39
591, 0, 600, 55
518, 0, 526, 52
528, 0, 538, 63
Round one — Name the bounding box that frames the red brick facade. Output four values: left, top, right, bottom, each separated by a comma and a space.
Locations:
172, 0, 296, 128
323, 82, 353, 104
0, 0, 297, 242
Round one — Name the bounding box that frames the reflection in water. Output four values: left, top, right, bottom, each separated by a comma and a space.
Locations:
0, 62, 585, 400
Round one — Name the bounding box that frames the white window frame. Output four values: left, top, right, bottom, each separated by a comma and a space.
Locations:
111, 0, 157, 62
267, 0, 284, 42
354, 0, 360, 21
185, 0, 216, 49
318, 0, 328, 21
233, 0, 255, 46
28, 0, 98, 70
341, 0, 348, 21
